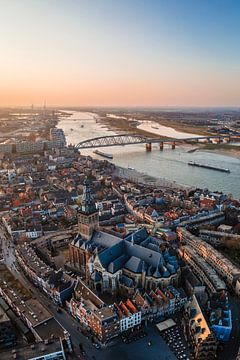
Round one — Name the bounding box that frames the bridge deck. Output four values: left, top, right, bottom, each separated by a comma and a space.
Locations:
75, 133, 239, 149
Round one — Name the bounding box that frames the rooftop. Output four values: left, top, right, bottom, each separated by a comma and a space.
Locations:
16, 243, 53, 279
0, 339, 64, 360
94, 306, 117, 321
186, 295, 211, 342
0, 264, 52, 327
156, 319, 176, 332
33, 317, 66, 341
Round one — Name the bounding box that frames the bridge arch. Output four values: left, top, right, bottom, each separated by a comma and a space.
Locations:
75, 134, 149, 149
75, 133, 238, 150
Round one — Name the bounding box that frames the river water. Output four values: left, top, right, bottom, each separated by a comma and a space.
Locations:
57, 111, 240, 199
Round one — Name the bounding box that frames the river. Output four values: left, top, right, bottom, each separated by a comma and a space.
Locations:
57, 111, 240, 199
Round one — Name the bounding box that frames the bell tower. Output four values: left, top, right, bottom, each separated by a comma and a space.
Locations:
78, 178, 99, 240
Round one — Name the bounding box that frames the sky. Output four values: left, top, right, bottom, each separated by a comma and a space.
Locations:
0, 0, 240, 107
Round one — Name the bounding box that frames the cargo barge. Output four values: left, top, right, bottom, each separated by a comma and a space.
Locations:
93, 150, 113, 159
188, 161, 230, 173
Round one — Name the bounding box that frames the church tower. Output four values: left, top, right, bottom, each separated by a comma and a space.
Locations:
78, 178, 99, 241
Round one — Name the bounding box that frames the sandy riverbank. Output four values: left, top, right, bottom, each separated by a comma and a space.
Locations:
97, 115, 240, 159
194, 143, 240, 160
114, 165, 192, 192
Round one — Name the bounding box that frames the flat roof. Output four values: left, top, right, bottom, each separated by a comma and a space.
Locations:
156, 319, 176, 332
0, 264, 52, 326
33, 317, 66, 341
0, 339, 63, 360
94, 306, 117, 321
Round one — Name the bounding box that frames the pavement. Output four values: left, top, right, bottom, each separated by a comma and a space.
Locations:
95, 326, 177, 360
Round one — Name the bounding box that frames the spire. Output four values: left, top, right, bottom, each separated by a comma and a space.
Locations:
79, 178, 97, 214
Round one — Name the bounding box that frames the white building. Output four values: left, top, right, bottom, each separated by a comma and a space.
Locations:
120, 311, 141, 332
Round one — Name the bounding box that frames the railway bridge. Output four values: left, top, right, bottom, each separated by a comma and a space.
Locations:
75, 133, 239, 152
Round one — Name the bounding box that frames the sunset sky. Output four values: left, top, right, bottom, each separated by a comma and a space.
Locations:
0, 0, 240, 107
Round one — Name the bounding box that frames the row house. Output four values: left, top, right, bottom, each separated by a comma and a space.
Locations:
67, 279, 120, 343
179, 228, 240, 295
114, 299, 141, 332
16, 243, 75, 306
133, 285, 188, 322
0, 264, 72, 353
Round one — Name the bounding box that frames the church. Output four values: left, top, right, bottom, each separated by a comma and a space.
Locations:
69, 179, 180, 295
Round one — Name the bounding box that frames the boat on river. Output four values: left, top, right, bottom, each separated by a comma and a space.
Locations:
188, 161, 230, 173
93, 150, 113, 159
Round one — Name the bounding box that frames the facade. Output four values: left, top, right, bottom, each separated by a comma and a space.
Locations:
134, 285, 187, 322
67, 278, 187, 343
178, 211, 225, 228
50, 128, 66, 148
16, 243, 76, 306
25, 225, 43, 239
67, 279, 120, 343
114, 299, 141, 332
178, 227, 240, 294
182, 245, 226, 294
0, 265, 72, 353
184, 295, 217, 360
200, 229, 240, 248
68, 178, 101, 276
15, 141, 45, 154
0, 128, 66, 156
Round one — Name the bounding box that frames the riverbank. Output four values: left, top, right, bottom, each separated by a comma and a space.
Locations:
98, 115, 173, 139
95, 113, 240, 159
195, 143, 240, 160
114, 165, 192, 192
97, 112, 209, 138
164, 142, 240, 160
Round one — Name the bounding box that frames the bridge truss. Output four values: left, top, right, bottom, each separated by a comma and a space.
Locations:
75, 133, 238, 150
76, 134, 149, 149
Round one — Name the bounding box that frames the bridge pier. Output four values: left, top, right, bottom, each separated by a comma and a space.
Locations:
172, 141, 176, 150
146, 143, 152, 152
217, 137, 221, 144
159, 142, 164, 151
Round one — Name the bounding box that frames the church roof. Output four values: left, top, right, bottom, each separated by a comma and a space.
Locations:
107, 254, 128, 274
96, 228, 179, 278
91, 231, 122, 249
98, 241, 124, 268
124, 256, 145, 273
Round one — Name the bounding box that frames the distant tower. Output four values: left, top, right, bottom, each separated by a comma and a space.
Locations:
78, 179, 99, 240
